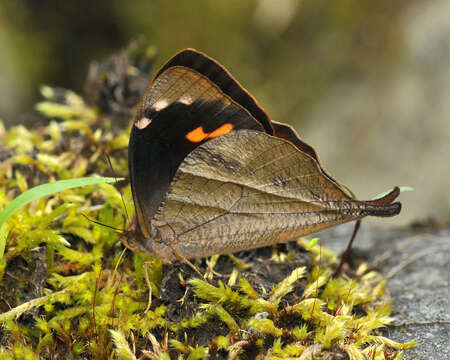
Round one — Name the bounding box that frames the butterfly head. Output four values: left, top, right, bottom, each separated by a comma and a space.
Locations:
118, 217, 177, 262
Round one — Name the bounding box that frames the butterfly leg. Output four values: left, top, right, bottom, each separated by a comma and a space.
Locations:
163, 220, 206, 278
205, 255, 223, 280
170, 245, 205, 279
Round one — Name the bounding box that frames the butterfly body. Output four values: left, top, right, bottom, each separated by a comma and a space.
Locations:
126, 49, 401, 262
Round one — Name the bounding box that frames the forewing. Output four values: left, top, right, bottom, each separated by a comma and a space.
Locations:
129, 66, 265, 237
154, 49, 273, 134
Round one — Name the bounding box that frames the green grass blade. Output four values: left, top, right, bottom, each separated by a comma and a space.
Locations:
0, 177, 122, 259
0, 227, 7, 263
371, 186, 414, 200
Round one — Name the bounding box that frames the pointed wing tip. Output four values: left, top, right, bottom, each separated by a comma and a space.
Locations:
362, 186, 402, 218
365, 200, 401, 218
384, 201, 402, 217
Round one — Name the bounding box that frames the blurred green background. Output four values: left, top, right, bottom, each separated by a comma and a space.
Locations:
0, 0, 449, 226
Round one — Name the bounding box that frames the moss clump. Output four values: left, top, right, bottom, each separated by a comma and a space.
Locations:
0, 45, 416, 359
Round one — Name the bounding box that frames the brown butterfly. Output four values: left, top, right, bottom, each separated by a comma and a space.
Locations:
123, 49, 401, 262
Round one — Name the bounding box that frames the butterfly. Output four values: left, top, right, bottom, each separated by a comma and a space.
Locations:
123, 48, 401, 262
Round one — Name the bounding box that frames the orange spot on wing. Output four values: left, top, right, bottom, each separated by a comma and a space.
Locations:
185, 123, 234, 143
208, 123, 234, 139
185, 126, 208, 142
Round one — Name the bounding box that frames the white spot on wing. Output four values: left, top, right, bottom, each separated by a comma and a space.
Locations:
135, 117, 152, 129
135, 99, 170, 129
153, 99, 169, 111
179, 94, 194, 105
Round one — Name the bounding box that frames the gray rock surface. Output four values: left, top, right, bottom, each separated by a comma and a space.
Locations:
318, 224, 450, 360
303, 0, 450, 227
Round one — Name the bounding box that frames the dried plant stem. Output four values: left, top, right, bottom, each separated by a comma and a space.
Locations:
0, 288, 72, 323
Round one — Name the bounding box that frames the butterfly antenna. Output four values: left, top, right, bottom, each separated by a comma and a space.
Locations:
81, 213, 125, 232
104, 152, 130, 224
333, 219, 361, 278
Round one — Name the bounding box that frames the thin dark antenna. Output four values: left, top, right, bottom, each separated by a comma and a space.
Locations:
104, 152, 130, 224
80, 213, 125, 232
333, 219, 361, 278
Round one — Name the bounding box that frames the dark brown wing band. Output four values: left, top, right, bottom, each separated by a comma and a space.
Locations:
155, 48, 274, 135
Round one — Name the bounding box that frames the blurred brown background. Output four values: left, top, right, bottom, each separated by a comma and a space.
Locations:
0, 0, 449, 226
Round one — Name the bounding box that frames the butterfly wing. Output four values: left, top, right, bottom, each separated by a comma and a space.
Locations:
129, 53, 268, 238
153, 48, 273, 134
147, 130, 400, 260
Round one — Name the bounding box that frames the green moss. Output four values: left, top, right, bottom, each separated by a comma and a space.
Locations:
0, 86, 416, 359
